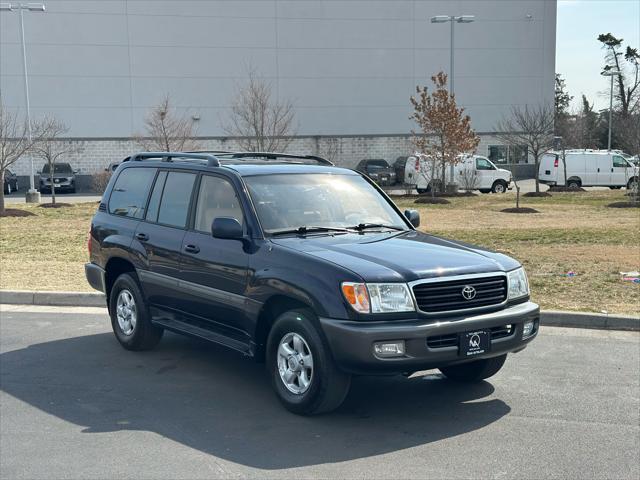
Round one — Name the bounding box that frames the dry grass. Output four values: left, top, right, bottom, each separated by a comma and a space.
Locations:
0, 192, 638, 315
0, 202, 96, 292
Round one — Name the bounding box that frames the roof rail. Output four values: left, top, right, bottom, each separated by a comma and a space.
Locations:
127, 151, 221, 167
216, 151, 334, 166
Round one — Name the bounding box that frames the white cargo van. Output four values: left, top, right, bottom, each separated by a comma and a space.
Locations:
406, 154, 513, 194
539, 150, 639, 189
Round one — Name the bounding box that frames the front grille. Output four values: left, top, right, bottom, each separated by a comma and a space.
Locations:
412, 275, 507, 313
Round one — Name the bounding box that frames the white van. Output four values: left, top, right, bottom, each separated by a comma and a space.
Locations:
538, 150, 639, 189
406, 154, 513, 194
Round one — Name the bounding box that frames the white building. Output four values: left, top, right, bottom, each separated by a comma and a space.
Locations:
1, 0, 556, 185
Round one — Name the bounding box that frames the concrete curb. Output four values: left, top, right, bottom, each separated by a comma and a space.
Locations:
0, 290, 638, 331
0, 290, 106, 308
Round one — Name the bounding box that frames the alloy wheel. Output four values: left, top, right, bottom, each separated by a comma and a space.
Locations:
277, 332, 314, 394
116, 289, 137, 336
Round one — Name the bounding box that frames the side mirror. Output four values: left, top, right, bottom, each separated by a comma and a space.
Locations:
73, 170, 79, 174
404, 209, 420, 228
211, 217, 244, 240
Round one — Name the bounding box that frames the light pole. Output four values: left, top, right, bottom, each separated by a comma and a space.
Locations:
430, 14, 475, 189
0, 2, 46, 203
601, 69, 621, 152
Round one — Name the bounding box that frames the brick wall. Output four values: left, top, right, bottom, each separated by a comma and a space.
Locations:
11, 134, 533, 191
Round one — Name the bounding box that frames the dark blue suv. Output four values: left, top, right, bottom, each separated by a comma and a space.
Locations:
86, 152, 539, 415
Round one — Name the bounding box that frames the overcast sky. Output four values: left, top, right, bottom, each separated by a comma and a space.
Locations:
556, 0, 640, 111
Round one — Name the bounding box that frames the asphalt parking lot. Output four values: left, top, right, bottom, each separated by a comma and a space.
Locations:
1, 305, 638, 479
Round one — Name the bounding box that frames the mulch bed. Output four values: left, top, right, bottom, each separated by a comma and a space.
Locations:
500, 207, 540, 214
606, 202, 640, 208
548, 186, 586, 192
415, 197, 451, 205
0, 208, 36, 217
39, 203, 72, 208
523, 192, 552, 198
431, 192, 478, 198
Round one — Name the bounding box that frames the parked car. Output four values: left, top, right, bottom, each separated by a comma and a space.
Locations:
355, 159, 396, 186
39, 162, 77, 193
86, 151, 539, 415
538, 150, 639, 190
408, 154, 512, 194
3, 169, 19, 194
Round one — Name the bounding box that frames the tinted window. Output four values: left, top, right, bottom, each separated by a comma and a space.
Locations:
157, 172, 196, 228
42, 163, 73, 174
194, 176, 244, 232
108, 167, 156, 218
145, 171, 167, 223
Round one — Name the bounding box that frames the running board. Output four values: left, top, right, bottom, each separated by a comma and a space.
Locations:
152, 317, 253, 356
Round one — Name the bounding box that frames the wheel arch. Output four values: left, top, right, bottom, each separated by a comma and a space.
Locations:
253, 295, 317, 362
104, 256, 137, 307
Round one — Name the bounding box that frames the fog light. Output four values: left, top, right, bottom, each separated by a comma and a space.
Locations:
373, 341, 405, 358
523, 321, 535, 338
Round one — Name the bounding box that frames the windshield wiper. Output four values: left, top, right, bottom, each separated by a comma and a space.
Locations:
269, 226, 355, 236
349, 223, 405, 232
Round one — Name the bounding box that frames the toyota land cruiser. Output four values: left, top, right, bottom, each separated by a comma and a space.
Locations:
86, 152, 539, 415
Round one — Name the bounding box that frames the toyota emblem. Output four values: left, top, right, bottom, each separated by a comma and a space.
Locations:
461, 285, 477, 300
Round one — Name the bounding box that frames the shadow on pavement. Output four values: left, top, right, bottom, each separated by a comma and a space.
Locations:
0, 331, 510, 469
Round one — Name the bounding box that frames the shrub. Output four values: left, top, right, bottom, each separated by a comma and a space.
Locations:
91, 171, 112, 194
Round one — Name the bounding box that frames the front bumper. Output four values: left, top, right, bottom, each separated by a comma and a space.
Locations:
320, 301, 539, 374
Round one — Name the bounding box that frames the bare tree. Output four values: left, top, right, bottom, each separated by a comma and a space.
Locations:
458, 162, 479, 192
598, 33, 639, 116
135, 95, 201, 152
409, 72, 480, 194
494, 104, 555, 194
222, 70, 296, 152
31, 117, 82, 205
0, 97, 36, 214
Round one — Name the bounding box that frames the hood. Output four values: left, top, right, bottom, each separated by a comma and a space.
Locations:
271, 230, 520, 283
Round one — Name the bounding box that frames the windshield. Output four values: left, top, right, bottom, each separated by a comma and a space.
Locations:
366, 160, 389, 171
42, 163, 73, 174
244, 173, 407, 233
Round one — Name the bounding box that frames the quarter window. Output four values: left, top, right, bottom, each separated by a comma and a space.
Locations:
108, 167, 156, 218
156, 172, 197, 228
194, 176, 244, 233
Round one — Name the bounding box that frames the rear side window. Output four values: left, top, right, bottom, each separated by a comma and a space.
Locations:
108, 167, 156, 218
194, 176, 244, 233
157, 172, 196, 228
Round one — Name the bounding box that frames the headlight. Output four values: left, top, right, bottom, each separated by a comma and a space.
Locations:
507, 267, 529, 300
342, 282, 415, 313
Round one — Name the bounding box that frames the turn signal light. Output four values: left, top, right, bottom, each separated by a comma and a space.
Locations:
341, 282, 370, 313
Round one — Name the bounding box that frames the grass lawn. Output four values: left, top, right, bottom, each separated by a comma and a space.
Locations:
0, 191, 638, 315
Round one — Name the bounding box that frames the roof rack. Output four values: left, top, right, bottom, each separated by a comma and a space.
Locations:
127, 152, 220, 167
215, 151, 334, 166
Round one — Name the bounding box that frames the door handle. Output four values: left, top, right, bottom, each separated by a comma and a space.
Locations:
136, 232, 149, 242
597, 168, 600, 172
611, 168, 614, 172
184, 244, 200, 254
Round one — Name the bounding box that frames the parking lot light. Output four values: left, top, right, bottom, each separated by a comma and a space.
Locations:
0, 2, 46, 202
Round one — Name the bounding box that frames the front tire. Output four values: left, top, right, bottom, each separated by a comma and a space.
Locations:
491, 181, 507, 194
439, 354, 507, 382
266, 308, 351, 415
109, 273, 163, 351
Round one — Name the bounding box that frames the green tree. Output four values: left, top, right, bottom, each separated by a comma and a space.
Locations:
554, 73, 573, 120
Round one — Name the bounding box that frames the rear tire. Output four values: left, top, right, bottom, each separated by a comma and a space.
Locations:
567, 179, 581, 189
109, 273, 163, 351
439, 354, 507, 382
416, 188, 428, 194
266, 308, 351, 415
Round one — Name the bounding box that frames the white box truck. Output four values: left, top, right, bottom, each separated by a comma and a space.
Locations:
538, 150, 639, 189
405, 154, 513, 194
